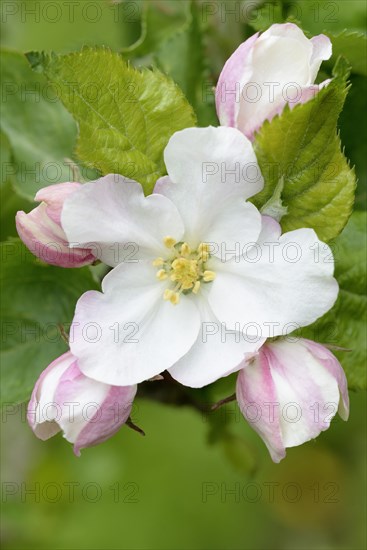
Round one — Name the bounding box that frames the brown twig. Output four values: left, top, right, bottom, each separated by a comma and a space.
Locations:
58, 324, 69, 345
211, 393, 236, 411
126, 417, 145, 436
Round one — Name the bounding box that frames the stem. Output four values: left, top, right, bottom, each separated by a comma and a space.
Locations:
58, 324, 69, 345
126, 417, 145, 436
211, 393, 236, 411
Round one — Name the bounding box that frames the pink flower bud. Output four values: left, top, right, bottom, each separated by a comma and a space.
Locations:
236, 338, 349, 462
27, 351, 137, 455
216, 23, 332, 140
16, 183, 96, 267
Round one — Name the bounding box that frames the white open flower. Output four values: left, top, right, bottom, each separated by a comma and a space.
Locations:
61, 126, 338, 388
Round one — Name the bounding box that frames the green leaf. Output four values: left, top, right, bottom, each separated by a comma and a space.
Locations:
0, 130, 33, 239
302, 212, 367, 390
0, 50, 78, 200
326, 31, 367, 76
29, 47, 197, 193
0, 240, 99, 406
0, 180, 32, 240
0, 129, 12, 186
252, 71, 356, 242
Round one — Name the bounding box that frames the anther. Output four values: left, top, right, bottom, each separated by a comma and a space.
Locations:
152, 257, 164, 267
169, 293, 180, 305
163, 236, 176, 248
156, 269, 168, 281
192, 281, 201, 294
180, 243, 191, 256
198, 242, 210, 261
203, 270, 216, 282
164, 289, 174, 301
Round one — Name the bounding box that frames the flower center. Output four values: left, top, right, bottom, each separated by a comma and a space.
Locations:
153, 237, 216, 305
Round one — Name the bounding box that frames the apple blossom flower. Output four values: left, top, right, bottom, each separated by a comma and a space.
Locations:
16, 183, 96, 267
27, 351, 137, 455
60, 126, 338, 388
216, 23, 332, 140
236, 338, 349, 462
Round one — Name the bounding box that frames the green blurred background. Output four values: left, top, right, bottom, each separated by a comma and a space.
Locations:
1, 1, 366, 549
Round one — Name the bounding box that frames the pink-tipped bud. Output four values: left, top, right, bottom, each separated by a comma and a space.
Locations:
236, 338, 349, 462
16, 183, 96, 267
27, 351, 137, 456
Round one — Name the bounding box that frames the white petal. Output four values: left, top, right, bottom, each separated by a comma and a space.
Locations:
207, 227, 338, 337
169, 294, 265, 388
256, 23, 313, 83
236, 354, 286, 462
266, 340, 341, 448
73, 385, 136, 456
55, 362, 110, 446
27, 352, 74, 440
257, 215, 282, 243
237, 23, 314, 138
69, 260, 201, 385
35, 182, 82, 224
215, 33, 259, 128
155, 127, 264, 243
310, 34, 332, 81
203, 200, 262, 262
62, 174, 184, 266
303, 339, 349, 421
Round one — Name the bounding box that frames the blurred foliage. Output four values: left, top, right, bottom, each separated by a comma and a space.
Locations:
0, 50, 77, 200
0, 240, 99, 405
0, 1, 366, 548
339, 73, 367, 209
324, 30, 367, 75
121, 0, 191, 57
0, 130, 32, 238
1, 392, 366, 549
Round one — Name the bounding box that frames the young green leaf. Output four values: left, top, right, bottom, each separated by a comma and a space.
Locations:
28, 47, 197, 193
252, 70, 356, 242
0, 240, 99, 406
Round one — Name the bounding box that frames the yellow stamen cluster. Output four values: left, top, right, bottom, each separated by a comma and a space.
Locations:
153, 238, 216, 305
